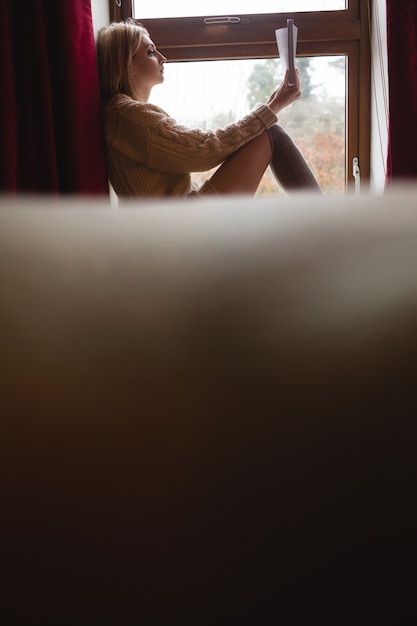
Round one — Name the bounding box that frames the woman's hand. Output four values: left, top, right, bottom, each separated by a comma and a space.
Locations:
266, 70, 301, 115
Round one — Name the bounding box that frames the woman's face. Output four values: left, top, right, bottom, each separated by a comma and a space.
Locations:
131, 33, 167, 91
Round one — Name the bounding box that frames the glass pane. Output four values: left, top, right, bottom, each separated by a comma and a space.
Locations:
135, 1, 347, 20
150, 56, 346, 195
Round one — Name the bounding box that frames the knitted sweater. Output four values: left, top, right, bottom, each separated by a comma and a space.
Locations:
103, 94, 278, 197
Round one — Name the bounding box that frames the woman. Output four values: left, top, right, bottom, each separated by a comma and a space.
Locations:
96, 20, 321, 198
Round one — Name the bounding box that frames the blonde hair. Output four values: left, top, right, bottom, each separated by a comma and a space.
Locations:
96, 20, 149, 104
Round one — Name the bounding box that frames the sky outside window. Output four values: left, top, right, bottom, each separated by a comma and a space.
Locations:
135, 1, 347, 19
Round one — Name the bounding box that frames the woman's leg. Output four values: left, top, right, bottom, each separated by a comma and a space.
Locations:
267, 124, 321, 191
200, 124, 321, 196
201, 131, 272, 196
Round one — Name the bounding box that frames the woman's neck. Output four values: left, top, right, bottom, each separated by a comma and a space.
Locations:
133, 82, 151, 102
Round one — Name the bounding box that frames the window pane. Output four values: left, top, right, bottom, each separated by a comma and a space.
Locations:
150, 56, 346, 194
135, 1, 347, 20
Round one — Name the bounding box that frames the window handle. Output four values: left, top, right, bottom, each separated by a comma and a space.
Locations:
204, 16, 249, 24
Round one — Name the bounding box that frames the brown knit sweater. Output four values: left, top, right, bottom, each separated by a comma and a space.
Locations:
102, 94, 278, 197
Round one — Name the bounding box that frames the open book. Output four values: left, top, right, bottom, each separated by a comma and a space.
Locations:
275, 19, 298, 87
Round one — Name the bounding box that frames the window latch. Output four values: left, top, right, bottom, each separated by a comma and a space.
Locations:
353, 157, 360, 194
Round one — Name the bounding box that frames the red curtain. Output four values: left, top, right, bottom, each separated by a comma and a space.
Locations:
0, 0, 108, 195
386, 0, 417, 182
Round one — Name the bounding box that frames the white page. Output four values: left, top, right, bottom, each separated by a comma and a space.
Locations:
275, 20, 298, 86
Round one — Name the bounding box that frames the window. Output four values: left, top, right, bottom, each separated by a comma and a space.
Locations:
110, 1, 371, 193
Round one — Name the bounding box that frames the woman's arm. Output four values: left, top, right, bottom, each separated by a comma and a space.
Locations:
105, 97, 277, 174
104, 71, 300, 175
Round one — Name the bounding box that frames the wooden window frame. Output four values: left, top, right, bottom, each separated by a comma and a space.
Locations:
109, 0, 371, 190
